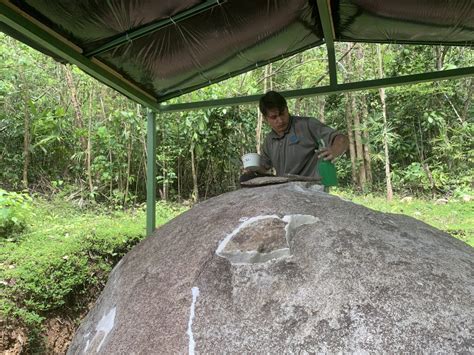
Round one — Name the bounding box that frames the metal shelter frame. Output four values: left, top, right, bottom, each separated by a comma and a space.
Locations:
1, 0, 473, 236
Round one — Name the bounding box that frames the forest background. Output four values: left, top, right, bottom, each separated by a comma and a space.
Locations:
1, 35, 472, 203
0, 33, 473, 353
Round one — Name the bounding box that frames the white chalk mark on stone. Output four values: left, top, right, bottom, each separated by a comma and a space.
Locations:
290, 184, 312, 194
217, 214, 318, 264
282, 214, 319, 244
216, 215, 279, 255
83, 332, 91, 353
187, 287, 200, 355
95, 306, 116, 352
287, 183, 325, 194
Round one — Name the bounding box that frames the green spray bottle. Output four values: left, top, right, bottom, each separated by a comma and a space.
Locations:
317, 139, 338, 189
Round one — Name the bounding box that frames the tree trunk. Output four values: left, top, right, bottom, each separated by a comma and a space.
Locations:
162, 127, 168, 201
268, 63, 273, 91
352, 95, 367, 189
142, 130, 148, 188
124, 122, 132, 206
64, 65, 86, 150
345, 94, 358, 186
64, 65, 94, 195
414, 119, 436, 197
18, 66, 31, 189
315, 96, 326, 123
86, 89, 94, 197
360, 96, 373, 185
256, 110, 263, 154
134, 104, 142, 198
294, 54, 304, 114
435, 46, 449, 71
190, 142, 199, 203
422, 163, 436, 198
177, 154, 182, 201
203, 160, 212, 200
256, 64, 273, 153
175, 114, 183, 202
462, 78, 472, 122
99, 95, 114, 199
356, 45, 371, 187
377, 44, 393, 201
22, 110, 30, 189
256, 114, 263, 155
344, 43, 357, 186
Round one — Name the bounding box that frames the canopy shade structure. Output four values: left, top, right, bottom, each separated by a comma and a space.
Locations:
1, 0, 474, 111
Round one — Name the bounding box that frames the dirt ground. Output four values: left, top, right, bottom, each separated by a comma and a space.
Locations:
1, 290, 96, 355
1, 315, 76, 354
1, 323, 28, 355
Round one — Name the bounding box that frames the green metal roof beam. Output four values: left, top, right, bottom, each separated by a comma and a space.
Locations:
85, 0, 226, 57
158, 66, 474, 112
316, 0, 337, 86
0, 2, 161, 111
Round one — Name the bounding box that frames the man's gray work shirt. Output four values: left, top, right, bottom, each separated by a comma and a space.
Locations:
260, 116, 340, 177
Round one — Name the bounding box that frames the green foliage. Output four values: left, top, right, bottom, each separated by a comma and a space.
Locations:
0, 196, 187, 346
0, 189, 32, 239
1, 34, 472, 201
393, 162, 430, 193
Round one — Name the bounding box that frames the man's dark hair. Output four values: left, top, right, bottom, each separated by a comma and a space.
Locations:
259, 91, 287, 116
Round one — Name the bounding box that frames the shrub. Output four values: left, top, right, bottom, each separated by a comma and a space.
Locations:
0, 189, 31, 240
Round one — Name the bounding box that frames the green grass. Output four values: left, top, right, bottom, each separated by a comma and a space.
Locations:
333, 189, 474, 247
0, 196, 187, 349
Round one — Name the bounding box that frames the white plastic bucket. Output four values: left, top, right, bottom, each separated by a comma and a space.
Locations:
242, 153, 261, 171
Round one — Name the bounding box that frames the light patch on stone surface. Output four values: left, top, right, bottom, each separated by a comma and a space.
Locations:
287, 183, 326, 195
288, 184, 311, 194
83, 332, 90, 353
308, 184, 324, 192
93, 306, 116, 352
217, 214, 318, 264
95, 307, 116, 352
115, 259, 123, 269
282, 214, 319, 244
187, 287, 200, 355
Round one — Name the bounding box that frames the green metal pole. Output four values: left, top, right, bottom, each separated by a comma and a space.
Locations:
158, 66, 474, 112
146, 109, 157, 236
316, 0, 337, 86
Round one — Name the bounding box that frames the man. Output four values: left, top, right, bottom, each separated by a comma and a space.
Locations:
242, 91, 348, 181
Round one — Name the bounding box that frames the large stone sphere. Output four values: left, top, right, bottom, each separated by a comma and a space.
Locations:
68, 183, 473, 354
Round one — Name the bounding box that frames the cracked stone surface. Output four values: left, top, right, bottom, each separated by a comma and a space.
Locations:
228, 217, 287, 253
215, 215, 318, 265
68, 182, 474, 354
216, 216, 291, 264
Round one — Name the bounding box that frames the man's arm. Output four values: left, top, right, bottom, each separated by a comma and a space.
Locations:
317, 134, 349, 162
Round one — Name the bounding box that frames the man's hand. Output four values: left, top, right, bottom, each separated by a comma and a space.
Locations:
242, 166, 270, 174
317, 134, 349, 162
317, 147, 338, 162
